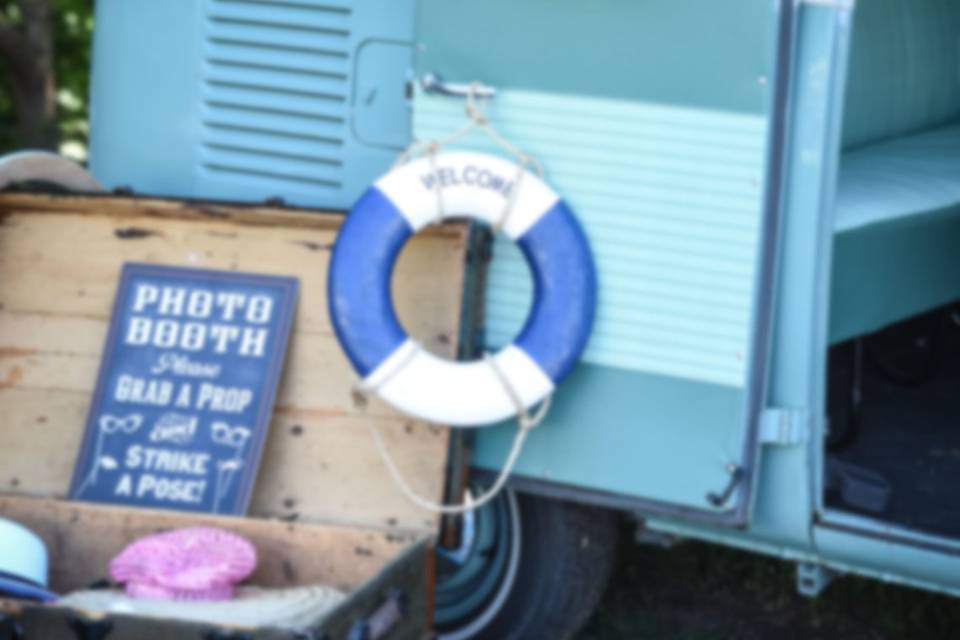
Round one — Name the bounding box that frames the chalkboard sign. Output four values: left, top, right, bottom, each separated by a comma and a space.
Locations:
69, 263, 299, 515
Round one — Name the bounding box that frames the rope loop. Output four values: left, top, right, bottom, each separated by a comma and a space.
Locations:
393, 77, 545, 235
352, 348, 552, 514
358, 80, 554, 514
352, 385, 547, 515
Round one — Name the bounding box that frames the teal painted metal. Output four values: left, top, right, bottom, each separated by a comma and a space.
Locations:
85, 0, 960, 606
649, 0, 851, 555
415, 0, 773, 113
469, 364, 743, 512
830, 125, 960, 343
415, 0, 778, 524
416, 93, 767, 386
827, 0, 960, 343
841, 0, 960, 150
812, 0, 960, 591
89, 0, 414, 209
652, 0, 960, 599
813, 509, 960, 598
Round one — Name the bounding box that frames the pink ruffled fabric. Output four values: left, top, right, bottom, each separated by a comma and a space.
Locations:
110, 527, 257, 601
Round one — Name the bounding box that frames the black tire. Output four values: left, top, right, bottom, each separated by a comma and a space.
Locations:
436, 490, 618, 640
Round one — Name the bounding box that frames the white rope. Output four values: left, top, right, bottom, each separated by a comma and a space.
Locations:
357, 81, 553, 514
360, 407, 532, 515
394, 82, 543, 232
353, 359, 551, 515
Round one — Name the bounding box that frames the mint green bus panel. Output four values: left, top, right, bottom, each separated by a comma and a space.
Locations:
828, 0, 960, 344
89, 0, 415, 209
415, 1, 781, 524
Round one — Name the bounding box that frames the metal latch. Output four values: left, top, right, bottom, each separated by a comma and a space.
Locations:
759, 407, 811, 446
420, 73, 497, 99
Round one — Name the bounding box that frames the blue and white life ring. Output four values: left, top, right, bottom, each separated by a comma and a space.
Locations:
328, 151, 596, 426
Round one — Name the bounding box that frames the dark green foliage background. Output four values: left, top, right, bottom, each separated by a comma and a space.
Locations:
0, 0, 92, 155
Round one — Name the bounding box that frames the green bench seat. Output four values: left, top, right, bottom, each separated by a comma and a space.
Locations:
830, 123, 960, 343
828, 0, 960, 344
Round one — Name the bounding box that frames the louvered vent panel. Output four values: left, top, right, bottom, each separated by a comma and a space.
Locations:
201, 0, 353, 193
416, 90, 768, 388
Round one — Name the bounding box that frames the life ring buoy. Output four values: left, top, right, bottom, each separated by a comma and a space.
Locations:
328, 151, 596, 426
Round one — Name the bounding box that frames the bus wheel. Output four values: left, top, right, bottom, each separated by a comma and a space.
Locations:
435, 487, 618, 640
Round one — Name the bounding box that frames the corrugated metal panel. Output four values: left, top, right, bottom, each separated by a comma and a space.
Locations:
200, 0, 352, 195
416, 89, 768, 387
92, 0, 414, 208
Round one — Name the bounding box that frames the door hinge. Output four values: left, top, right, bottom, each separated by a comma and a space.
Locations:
759, 407, 811, 446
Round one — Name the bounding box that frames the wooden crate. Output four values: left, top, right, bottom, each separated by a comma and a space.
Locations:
0, 193, 472, 639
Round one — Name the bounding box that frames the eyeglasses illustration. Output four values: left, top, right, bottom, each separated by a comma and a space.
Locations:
75, 413, 144, 497
99, 414, 143, 435
211, 422, 252, 448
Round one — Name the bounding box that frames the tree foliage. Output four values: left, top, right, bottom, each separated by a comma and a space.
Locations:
0, 0, 92, 159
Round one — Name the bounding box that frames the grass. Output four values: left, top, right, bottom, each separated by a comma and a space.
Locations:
577, 522, 960, 640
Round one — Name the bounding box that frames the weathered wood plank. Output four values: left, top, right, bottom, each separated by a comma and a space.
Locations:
0, 192, 463, 235
0, 495, 421, 593
0, 312, 425, 419
0, 388, 447, 532
0, 211, 465, 346
0, 195, 470, 533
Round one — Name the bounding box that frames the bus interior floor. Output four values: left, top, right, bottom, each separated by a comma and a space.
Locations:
826, 312, 960, 539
